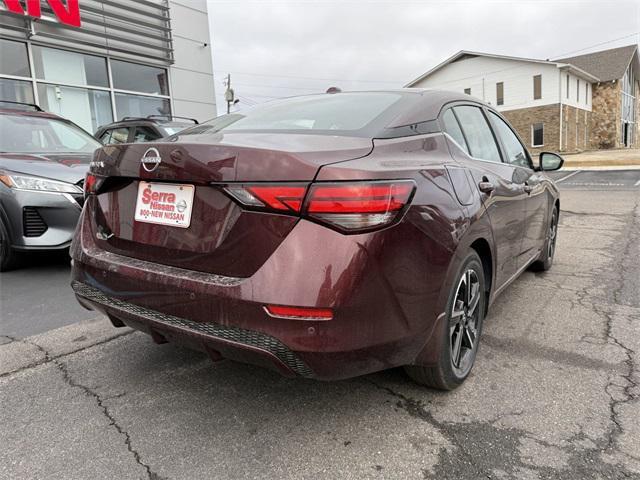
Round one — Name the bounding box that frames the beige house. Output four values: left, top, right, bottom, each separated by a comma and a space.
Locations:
406, 45, 639, 154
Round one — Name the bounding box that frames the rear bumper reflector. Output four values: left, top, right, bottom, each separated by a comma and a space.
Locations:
265, 304, 333, 320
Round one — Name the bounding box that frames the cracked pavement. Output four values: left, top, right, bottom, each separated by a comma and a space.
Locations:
1, 185, 639, 479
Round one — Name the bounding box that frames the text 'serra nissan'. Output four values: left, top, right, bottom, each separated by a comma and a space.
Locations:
71, 90, 563, 389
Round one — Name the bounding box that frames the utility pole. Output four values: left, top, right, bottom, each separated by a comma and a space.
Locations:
224, 74, 238, 114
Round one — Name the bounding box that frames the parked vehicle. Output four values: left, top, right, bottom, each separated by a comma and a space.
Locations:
95, 115, 199, 145
71, 90, 563, 389
0, 101, 102, 271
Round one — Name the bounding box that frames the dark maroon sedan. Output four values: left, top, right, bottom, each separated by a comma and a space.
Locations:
71, 90, 562, 389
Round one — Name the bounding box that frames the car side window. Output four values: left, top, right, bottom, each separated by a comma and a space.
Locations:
98, 130, 111, 144
100, 127, 130, 145
488, 111, 531, 169
133, 127, 162, 143
452, 106, 502, 163
441, 109, 469, 154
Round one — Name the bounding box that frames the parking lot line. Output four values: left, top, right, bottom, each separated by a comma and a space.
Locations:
635, 179, 640, 187
555, 170, 581, 183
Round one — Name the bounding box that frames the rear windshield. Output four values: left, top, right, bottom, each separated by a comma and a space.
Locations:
0, 114, 101, 155
182, 93, 408, 137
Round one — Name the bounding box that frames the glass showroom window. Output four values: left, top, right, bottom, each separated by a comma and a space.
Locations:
0, 40, 172, 130
115, 92, 171, 119
32, 46, 109, 88
0, 78, 34, 103
111, 59, 169, 95
0, 39, 33, 103
32, 46, 113, 132
0, 39, 31, 77
37, 84, 112, 133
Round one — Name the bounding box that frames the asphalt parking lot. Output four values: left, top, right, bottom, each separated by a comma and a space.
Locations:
1, 169, 639, 479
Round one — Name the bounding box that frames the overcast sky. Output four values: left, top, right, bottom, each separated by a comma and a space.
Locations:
207, 0, 640, 114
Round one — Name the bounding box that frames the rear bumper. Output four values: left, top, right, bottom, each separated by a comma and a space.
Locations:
72, 281, 314, 377
71, 203, 449, 380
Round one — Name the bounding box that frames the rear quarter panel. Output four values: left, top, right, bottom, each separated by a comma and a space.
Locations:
316, 132, 487, 365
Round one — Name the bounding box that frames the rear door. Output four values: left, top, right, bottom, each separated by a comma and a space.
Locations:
442, 105, 528, 289
487, 110, 547, 263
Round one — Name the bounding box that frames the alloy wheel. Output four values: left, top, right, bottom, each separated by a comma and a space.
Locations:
450, 269, 481, 376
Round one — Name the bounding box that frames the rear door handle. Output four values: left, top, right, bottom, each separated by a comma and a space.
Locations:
478, 179, 495, 194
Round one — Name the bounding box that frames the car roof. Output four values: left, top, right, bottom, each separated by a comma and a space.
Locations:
358, 88, 490, 127
0, 107, 68, 120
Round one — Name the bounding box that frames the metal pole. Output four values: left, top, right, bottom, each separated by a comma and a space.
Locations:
226, 74, 231, 114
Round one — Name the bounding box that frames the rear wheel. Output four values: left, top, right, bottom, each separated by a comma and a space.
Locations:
405, 251, 486, 390
0, 219, 19, 272
531, 206, 558, 271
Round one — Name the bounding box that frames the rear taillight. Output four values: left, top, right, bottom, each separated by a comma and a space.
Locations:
224, 184, 307, 213
222, 180, 415, 233
84, 173, 99, 196
304, 181, 415, 232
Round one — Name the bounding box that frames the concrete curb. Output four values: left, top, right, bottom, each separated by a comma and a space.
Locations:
0, 318, 132, 378
563, 161, 640, 168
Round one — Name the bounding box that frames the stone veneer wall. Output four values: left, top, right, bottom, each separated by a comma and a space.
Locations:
562, 105, 591, 153
502, 104, 561, 155
590, 81, 621, 149
635, 79, 640, 147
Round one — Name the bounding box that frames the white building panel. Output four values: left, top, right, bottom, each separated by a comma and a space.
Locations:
411, 55, 592, 112
168, 0, 216, 121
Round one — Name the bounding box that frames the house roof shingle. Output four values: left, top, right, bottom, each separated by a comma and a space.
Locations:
555, 45, 638, 82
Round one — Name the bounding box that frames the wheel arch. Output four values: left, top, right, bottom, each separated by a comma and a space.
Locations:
469, 237, 493, 314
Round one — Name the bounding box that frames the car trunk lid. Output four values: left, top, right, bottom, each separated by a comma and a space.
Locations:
90, 133, 372, 277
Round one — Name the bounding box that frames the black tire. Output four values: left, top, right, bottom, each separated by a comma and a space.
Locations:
531, 206, 558, 272
0, 219, 19, 272
405, 251, 486, 390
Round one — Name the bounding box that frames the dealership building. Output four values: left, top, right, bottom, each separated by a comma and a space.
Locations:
0, 0, 216, 134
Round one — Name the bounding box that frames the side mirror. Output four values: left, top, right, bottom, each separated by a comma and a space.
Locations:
539, 152, 564, 171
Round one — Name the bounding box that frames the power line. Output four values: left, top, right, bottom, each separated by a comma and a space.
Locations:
230, 81, 322, 91
213, 69, 403, 84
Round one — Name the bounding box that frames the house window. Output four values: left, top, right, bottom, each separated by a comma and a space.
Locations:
496, 82, 504, 106
533, 75, 542, 100
464, 88, 471, 95
585, 83, 589, 104
576, 79, 580, 102
532, 123, 544, 147
566, 74, 570, 98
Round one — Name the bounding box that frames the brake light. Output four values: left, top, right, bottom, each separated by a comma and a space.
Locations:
222, 180, 415, 233
305, 180, 415, 232
265, 305, 333, 320
224, 184, 307, 213
84, 173, 98, 195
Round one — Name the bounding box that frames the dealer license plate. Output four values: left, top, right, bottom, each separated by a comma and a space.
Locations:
134, 181, 195, 228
